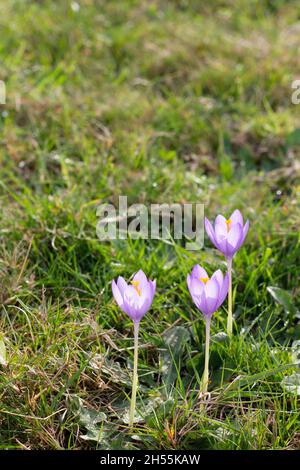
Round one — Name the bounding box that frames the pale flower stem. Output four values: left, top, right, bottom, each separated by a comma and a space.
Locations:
202, 317, 211, 393
129, 321, 139, 428
227, 257, 233, 336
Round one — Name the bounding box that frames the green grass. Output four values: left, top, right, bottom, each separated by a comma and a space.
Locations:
0, 0, 300, 450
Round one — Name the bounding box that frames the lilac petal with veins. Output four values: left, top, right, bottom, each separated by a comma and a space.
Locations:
230, 209, 243, 226
189, 276, 205, 297
240, 220, 249, 246
204, 278, 220, 313
226, 224, 243, 256
214, 215, 228, 238
112, 280, 124, 310
204, 218, 218, 246
132, 269, 148, 290
217, 272, 229, 308
191, 264, 209, 280
117, 276, 128, 296
211, 269, 223, 286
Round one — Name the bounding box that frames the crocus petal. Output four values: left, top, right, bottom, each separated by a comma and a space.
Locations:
215, 214, 227, 228
150, 279, 156, 295
205, 217, 218, 246
117, 276, 128, 296
187, 274, 192, 291
189, 277, 205, 297
214, 235, 228, 256
124, 285, 140, 305
123, 285, 142, 321
112, 280, 125, 310
138, 279, 156, 320
195, 291, 207, 315
216, 272, 229, 309
227, 223, 243, 246
138, 293, 153, 317
241, 219, 249, 244
204, 278, 220, 314
138, 281, 152, 307
215, 214, 227, 226
191, 264, 208, 280
139, 279, 150, 298
230, 209, 243, 227
206, 218, 227, 254
211, 269, 223, 288
226, 223, 243, 257
214, 217, 228, 239
133, 269, 148, 289
234, 219, 249, 251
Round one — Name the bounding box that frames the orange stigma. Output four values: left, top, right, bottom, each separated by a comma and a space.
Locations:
226, 219, 232, 231
200, 277, 209, 284
131, 280, 141, 295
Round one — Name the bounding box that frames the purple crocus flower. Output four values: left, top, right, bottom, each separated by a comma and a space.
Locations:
112, 269, 156, 427
204, 209, 249, 260
187, 265, 229, 394
187, 265, 229, 318
112, 269, 156, 323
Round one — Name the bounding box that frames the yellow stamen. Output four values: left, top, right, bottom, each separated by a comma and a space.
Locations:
131, 280, 142, 296
226, 219, 232, 231
200, 277, 209, 284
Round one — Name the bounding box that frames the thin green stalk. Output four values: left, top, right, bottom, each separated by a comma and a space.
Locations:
129, 321, 139, 428
227, 257, 233, 336
202, 317, 211, 393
